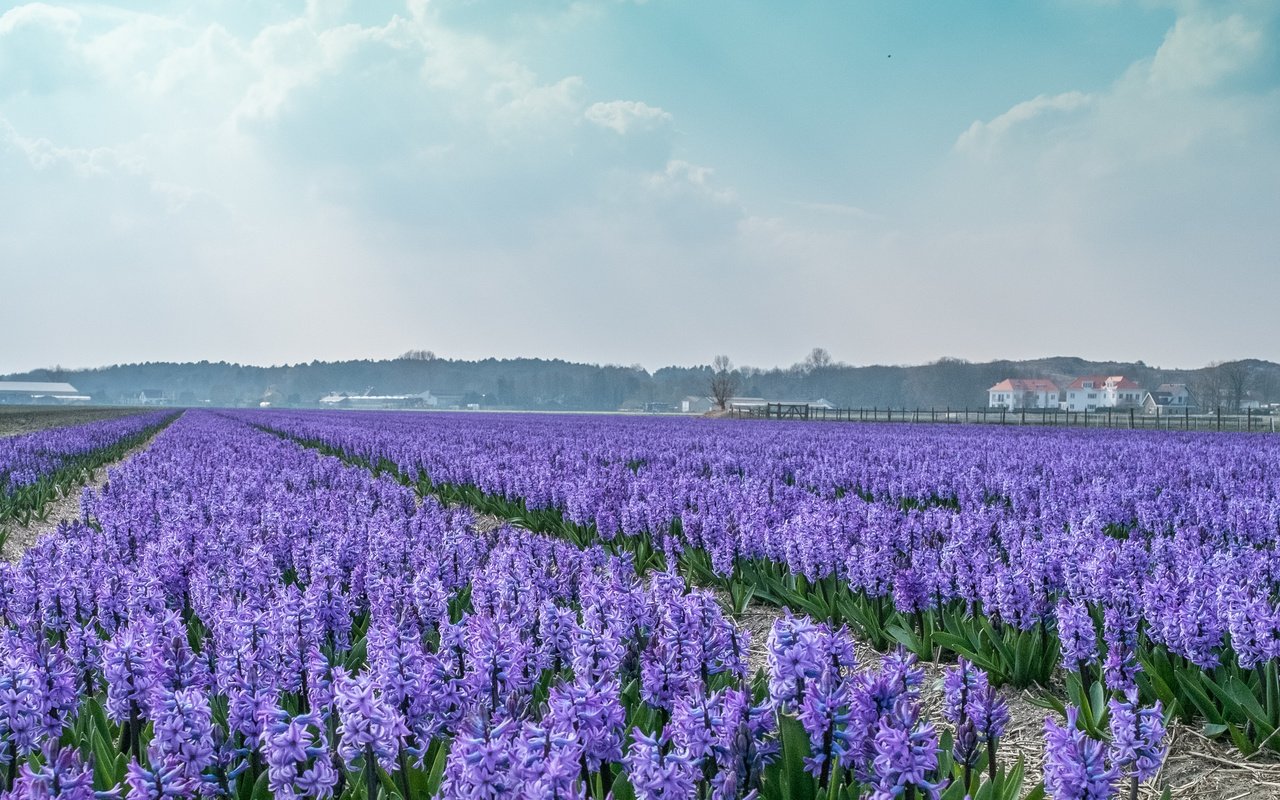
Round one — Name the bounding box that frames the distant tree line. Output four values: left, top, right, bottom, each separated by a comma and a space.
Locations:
5, 352, 1278, 412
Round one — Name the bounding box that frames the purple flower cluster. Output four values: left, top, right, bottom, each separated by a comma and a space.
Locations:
0, 411, 171, 492
241, 406, 1280, 686
1043, 696, 1167, 800
0, 406, 1208, 799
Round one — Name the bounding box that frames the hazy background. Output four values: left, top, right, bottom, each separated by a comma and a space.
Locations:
2, 0, 1277, 374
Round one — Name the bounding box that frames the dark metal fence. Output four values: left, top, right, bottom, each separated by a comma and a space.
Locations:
733, 403, 1278, 433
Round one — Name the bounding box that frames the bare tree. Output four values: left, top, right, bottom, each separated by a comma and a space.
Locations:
1254, 368, 1278, 405
709, 355, 739, 410
1194, 362, 1228, 412
398, 350, 437, 361
1219, 360, 1254, 412
803, 347, 833, 373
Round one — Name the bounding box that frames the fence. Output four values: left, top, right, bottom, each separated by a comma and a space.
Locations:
733, 403, 1279, 433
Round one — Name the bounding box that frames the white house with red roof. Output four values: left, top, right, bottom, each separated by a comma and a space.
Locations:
988, 379, 1061, 410
1061, 375, 1144, 411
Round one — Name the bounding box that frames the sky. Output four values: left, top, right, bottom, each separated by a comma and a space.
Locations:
1, 0, 1277, 374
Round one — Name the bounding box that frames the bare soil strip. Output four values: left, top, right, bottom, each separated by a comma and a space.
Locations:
2, 436, 159, 561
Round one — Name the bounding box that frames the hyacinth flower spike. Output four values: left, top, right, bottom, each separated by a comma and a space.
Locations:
1107, 692, 1166, 800
1043, 708, 1119, 800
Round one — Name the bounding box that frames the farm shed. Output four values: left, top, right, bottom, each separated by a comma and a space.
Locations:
0, 381, 85, 404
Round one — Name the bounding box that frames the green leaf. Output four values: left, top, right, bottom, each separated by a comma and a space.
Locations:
250, 769, 272, 800
610, 764, 636, 800
779, 714, 816, 800
343, 635, 369, 672
1202, 722, 1229, 737
1000, 758, 1026, 800
1227, 723, 1259, 756
941, 777, 970, 800
424, 736, 450, 796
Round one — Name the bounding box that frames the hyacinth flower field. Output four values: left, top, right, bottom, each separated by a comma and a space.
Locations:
5, 411, 1280, 799
0, 411, 176, 528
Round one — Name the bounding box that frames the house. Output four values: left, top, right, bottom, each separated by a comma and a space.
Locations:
1061, 376, 1144, 412
987, 379, 1060, 410
680, 396, 715, 414
0, 381, 86, 404
1141, 384, 1197, 415
138, 389, 168, 406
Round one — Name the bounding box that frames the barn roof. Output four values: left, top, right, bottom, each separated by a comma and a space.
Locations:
0, 381, 79, 394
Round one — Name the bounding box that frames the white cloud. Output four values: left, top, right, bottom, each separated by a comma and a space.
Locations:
584, 100, 672, 134
955, 91, 1092, 158
0, 1, 752, 372
0, 118, 130, 175
1148, 13, 1264, 90
0, 3, 78, 36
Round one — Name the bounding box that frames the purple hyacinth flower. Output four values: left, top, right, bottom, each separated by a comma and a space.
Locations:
333, 668, 409, 774
148, 687, 215, 783
260, 706, 339, 800
1043, 708, 1118, 800
1057, 600, 1099, 669
8, 744, 99, 800
625, 727, 697, 800
1107, 692, 1166, 784
870, 700, 941, 800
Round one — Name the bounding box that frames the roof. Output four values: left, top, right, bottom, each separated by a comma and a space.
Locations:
1065, 375, 1142, 391
988, 378, 1060, 393
1154, 383, 1190, 394
0, 381, 79, 394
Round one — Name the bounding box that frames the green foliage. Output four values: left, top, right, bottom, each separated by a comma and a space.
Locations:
1139, 646, 1280, 754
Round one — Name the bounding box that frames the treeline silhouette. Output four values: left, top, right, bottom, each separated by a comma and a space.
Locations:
8, 354, 1277, 411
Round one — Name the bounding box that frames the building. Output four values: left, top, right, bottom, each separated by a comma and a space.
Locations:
319, 390, 438, 410
680, 396, 715, 414
1062, 376, 1144, 412
726, 397, 768, 412
1141, 384, 1197, 415
0, 381, 87, 404
987, 379, 1060, 410
138, 389, 168, 406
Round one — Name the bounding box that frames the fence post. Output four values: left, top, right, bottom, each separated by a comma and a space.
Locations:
1129, 408, 1134, 430
1217, 407, 1222, 432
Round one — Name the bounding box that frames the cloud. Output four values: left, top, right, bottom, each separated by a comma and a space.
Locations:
955, 91, 1092, 158
909, 4, 1280, 364
584, 100, 672, 134
1148, 12, 1264, 90
0, 0, 757, 371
